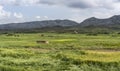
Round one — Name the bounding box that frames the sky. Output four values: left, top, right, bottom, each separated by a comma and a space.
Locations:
0, 0, 120, 24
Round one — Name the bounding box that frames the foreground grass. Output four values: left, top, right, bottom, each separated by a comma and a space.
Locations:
0, 33, 120, 71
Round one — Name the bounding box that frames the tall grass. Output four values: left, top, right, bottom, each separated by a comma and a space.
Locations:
0, 33, 119, 71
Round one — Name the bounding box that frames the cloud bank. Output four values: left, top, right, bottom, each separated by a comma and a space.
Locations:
0, 0, 120, 23
0, 0, 119, 9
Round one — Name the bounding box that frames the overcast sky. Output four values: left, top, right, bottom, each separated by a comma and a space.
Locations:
0, 0, 120, 24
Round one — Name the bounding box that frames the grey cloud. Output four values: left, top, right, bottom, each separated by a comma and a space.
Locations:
67, 2, 95, 9
37, 0, 97, 9
36, 0, 119, 9
0, 0, 120, 9
39, 0, 56, 5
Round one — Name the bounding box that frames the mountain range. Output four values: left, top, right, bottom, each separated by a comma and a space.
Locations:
80, 15, 120, 27
0, 20, 78, 30
1, 15, 120, 33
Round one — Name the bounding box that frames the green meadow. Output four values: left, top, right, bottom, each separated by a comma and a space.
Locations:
0, 33, 120, 71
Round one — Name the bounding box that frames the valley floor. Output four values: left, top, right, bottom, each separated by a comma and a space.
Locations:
0, 33, 120, 71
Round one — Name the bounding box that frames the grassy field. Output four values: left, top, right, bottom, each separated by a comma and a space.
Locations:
0, 33, 120, 71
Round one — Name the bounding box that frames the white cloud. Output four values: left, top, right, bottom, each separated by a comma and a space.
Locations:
13, 12, 23, 18
44, 16, 48, 19
0, 5, 11, 18
36, 16, 41, 19
0, 0, 40, 6
35, 16, 50, 21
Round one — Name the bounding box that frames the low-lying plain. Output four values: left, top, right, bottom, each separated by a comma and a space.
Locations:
0, 33, 120, 71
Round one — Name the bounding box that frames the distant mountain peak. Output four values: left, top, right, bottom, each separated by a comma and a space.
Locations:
111, 15, 120, 18
89, 17, 97, 19
0, 19, 78, 30
80, 15, 120, 26
110, 15, 120, 20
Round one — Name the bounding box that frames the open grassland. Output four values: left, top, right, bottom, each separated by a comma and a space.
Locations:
0, 33, 120, 71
